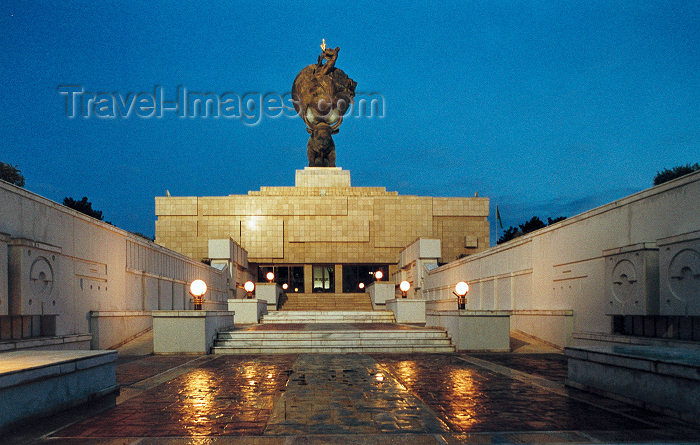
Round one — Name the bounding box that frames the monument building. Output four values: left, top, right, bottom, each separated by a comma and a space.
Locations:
154, 167, 490, 299
155, 41, 490, 301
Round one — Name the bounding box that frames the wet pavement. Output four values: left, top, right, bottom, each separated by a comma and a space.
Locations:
4, 352, 700, 444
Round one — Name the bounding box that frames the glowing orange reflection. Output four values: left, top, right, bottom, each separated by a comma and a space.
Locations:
396, 360, 417, 383
444, 366, 480, 429
177, 369, 217, 434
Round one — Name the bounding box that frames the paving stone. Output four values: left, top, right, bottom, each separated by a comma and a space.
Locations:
466, 352, 569, 383
3, 351, 696, 444
55, 355, 297, 438
372, 353, 660, 433
264, 354, 449, 435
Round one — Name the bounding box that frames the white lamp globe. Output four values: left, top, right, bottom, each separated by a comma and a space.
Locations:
244, 281, 255, 293
189, 279, 207, 297
455, 281, 469, 296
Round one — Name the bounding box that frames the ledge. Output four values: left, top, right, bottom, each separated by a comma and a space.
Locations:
0, 334, 92, 352
427, 310, 511, 317
566, 345, 700, 380
511, 310, 573, 316
151, 310, 233, 318
89, 311, 151, 317
0, 350, 117, 390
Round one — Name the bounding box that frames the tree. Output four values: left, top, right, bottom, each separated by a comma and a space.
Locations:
547, 216, 567, 225
63, 196, 104, 220
497, 215, 567, 244
654, 163, 699, 185
0, 162, 25, 187
497, 226, 521, 244
518, 216, 546, 234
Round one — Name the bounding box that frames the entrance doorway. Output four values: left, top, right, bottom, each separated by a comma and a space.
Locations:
312, 265, 335, 293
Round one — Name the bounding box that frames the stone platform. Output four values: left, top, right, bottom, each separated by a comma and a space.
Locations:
6, 350, 700, 443
0, 350, 118, 431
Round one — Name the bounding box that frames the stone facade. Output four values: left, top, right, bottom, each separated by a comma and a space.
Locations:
423, 170, 700, 347
0, 180, 235, 350
155, 168, 490, 270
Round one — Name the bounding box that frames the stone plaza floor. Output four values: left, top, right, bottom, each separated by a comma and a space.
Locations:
3, 339, 700, 444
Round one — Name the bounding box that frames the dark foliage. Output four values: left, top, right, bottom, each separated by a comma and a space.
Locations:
497, 215, 567, 244
0, 162, 25, 187
653, 163, 700, 185
547, 216, 567, 225
63, 196, 104, 220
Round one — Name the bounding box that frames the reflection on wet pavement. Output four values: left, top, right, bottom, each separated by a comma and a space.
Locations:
373, 353, 651, 432
42, 352, 700, 443
264, 354, 448, 435
55, 355, 296, 437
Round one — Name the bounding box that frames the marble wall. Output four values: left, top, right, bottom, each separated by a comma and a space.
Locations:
0, 180, 235, 349
423, 171, 700, 346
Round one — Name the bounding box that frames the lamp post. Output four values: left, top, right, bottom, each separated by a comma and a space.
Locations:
399, 280, 410, 298
358, 282, 365, 290
266, 271, 275, 283
189, 279, 207, 310
244, 281, 255, 299
453, 281, 469, 310
375, 270, 383, 281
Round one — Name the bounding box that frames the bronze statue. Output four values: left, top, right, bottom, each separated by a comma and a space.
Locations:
292, 40, 357, 167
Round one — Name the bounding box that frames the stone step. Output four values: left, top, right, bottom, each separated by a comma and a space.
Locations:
212, 326, 454, 354
216, 330, 450, 340
263, 320, 395, 324
280, 293, 373, 311
261, 310, 395, 324
214, 338, 453, 348
212, 344, 456, 354
265, 311, 391, 316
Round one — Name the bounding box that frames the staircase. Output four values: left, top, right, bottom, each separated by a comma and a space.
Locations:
280, 293, 373, 311
212, 326, 455, 354
261, 310, 395, 324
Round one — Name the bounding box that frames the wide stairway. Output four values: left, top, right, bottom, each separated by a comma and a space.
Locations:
212, 309, 455, 354
279, 293, 373, 311
212, 324, 455, 354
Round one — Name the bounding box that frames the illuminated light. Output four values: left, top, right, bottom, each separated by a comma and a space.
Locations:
455, 281, 469, 296
189, 280, 207, 297
248, 380, 256, 386
399, 280, 410, 298
266, 271, 275, 282
454, 281, 469, 310
282, 283, 288, 290
267, 373, 273, 379
189, 280, 207, 310
375, 270, 383, 281
244, 281, 255, 298
294, 287, 299, 292
375, 373, 385, 382
358, 282, 365, 290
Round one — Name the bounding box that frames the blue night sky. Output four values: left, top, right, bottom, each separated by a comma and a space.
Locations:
1, 1, 698, 243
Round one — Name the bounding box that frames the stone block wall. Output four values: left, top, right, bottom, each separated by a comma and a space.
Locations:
423, 171, 700, 346
0, 180, 233, 349
155, 167, 489, 265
